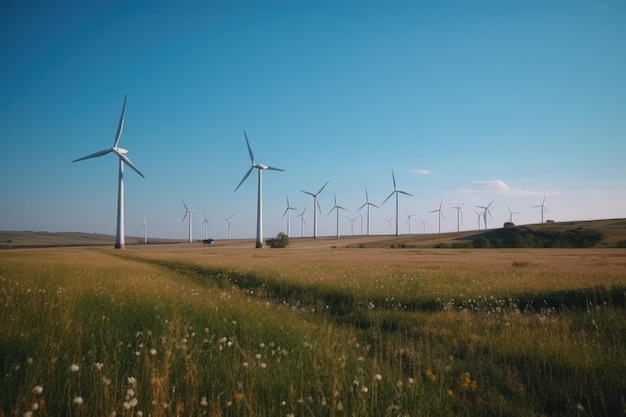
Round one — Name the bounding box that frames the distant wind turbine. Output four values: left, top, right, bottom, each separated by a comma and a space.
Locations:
282, 193, 298, 237
297, 206, 307, 237
201, 212, 210, 240
357, 188, 379, 236
141, 217, 147, 244
347, 215, 358, 236
476, 200, 494, 229
234, 131, 284, 248
429, 199, 445, 234
382, 171, 413, 236
385, 216, 394, 232
473, 209, 482, 230
533, 196, 550, 224
223, 214, 234, 240
72, 95, 144, 249
301, 181, 329, 239
405, 210, 417, 234
419, 217, 428, 233
358, 213, 365, 235
181, 199, 194, 243
451, 201, 465, 232
328, 191, 347, 239
506, 205, 520, 224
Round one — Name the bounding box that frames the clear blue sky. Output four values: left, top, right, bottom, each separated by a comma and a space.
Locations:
1, 0, 625, 240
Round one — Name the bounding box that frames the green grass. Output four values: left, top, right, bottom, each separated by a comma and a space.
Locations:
1, 247, 625, 416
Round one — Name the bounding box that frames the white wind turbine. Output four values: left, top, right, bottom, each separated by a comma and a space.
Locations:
476, 200, 494, 229
533, 195, 550, 223
357, 188, 379, 236
328, 191, 347, 239
419, 217, 428, 233
429, 199, 445, 234
234, 131, 284, 248
385, 216, 394, 232
201, 212, 210, 240
141, 217, 147, 244
506, 205, 520, 224
181, 199, 194, 243
301, 181, 329, 239
382, 171, 412, 236
297, 206, 307, 237
223, 214, 234, 240
405, 210, 417, 234
347, 215, 358, 236
451, 201, 465, 232
358, 213, 365, 235
282, 194, 298, 237
72, 95, 144, 249
473, 209, 482, 230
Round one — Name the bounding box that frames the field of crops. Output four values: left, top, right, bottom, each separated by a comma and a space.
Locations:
1, 240, 625, 416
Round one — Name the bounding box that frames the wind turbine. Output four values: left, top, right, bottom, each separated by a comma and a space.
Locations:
223, 214, 234, 240
451, 201, 465, 232
328, 191, 346, 239
473, 209, 482, 230
385, 216, 394, 232
382, 171, 413, 236
358, 213, 365, 235
234, 131, 284, 248
419, 217, 428, 233
405, 210, 417, 234
72, 95, 144, 249
347, 215, 358, 236
181, 199, 194, 243
533, 196, 550, 223
429, 199, 445, 234
476, 200, 494, 229
201, 212, 210, 240
357, 188, 379, 236
141, 217, 147, 244
301, 181, 329, 239
282, 193, 298, 237
506, 205, 520, 224
297, 206, 307, 237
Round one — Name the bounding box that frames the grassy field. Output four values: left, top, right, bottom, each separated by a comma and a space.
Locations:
1, 222, 626, 416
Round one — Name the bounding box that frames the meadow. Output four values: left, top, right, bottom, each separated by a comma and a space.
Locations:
1, 237, 625, 416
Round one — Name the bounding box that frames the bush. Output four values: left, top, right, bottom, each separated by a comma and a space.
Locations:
266, 232, 289, 248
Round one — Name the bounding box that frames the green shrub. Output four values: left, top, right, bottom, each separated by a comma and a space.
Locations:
266, 232, 289, 248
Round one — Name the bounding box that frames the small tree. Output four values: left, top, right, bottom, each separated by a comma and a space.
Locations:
267, 232, 289, 248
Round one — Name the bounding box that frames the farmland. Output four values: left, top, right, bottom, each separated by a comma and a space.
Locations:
1, 221, 626, 416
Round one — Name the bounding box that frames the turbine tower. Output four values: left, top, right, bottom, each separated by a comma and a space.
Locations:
72, 95, 144, 249
405, 210, 417, 234
235, 130, 284, 248
297, 206, 307, 237
141, 217, 147, 244
201, 212, 210, 240
357, 188, 379, 236
451, 201, 465, 232
328, 191, 346, 239
223, 214, 234, 240
533, 196, 550, 223
429, 199, 445, 234
301, 181, 329, 239
181, 199, 194, 243
282, 193, 297, 237
476, 200, 494, 229
382, 171, 412, 236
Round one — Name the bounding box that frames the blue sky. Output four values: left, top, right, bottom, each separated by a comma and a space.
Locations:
1, 0, 625, 240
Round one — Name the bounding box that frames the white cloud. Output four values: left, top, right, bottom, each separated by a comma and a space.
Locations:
409, 169, 431, 175
460, 179, 559, 197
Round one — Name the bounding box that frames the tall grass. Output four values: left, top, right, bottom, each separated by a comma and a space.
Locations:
1, 246, 625, 416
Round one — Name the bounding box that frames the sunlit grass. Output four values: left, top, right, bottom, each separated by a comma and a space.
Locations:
1, 246, 625, 416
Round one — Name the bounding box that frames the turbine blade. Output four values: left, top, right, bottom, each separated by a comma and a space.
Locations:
118, 152, 144, 178
382, 191, 394, 205
317, 199, 321, 213
182, 211, 188, 224
235, 167, 254, 191
317, 180, 329, 195
266, 166, 284, 172
182, 199, 188, 210
391, 170, 397, 189
282, 207, 289, 218
243, 130, 255, 163
357, 202, 367, 211
72, 148, 112, 162
300, 190, 315, 197
370, 202, 380, 209
398, 190, 412, 196
113, 95, 127, 148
